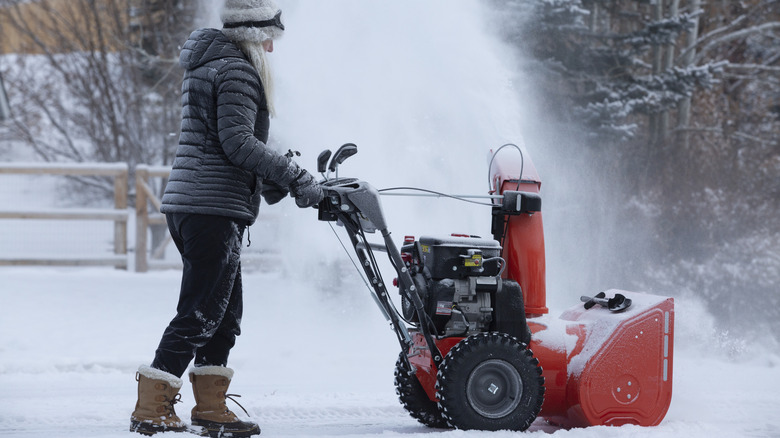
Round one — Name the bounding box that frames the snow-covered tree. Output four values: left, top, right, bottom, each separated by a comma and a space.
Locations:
0, 0, 200, 198
492, 0, 726, 142
492, 0, 780, 335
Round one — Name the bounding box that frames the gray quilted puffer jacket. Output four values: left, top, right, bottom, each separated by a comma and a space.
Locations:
160, 28, 301, 225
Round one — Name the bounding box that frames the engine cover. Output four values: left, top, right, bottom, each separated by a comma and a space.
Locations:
399, 235, 530, 344
408, 235, 502, 279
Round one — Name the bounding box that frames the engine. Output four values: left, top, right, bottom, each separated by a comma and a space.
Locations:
399, 235, 530, 344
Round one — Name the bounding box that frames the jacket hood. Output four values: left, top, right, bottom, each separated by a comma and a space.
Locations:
179, 28, 247, 70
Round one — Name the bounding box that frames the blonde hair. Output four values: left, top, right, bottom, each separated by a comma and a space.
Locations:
238, 40, 276, 117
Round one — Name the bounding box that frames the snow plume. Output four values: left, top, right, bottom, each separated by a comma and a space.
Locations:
220, 0, 529, 295
479, 3, 641, 309
197, 0, 652, 321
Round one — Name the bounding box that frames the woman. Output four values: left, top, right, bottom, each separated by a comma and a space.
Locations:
130, 1, 321, 436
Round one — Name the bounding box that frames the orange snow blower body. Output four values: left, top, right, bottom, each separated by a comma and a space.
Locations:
488, 147, 674, 427
316, 142, 673, 430
407, 147, 674, 428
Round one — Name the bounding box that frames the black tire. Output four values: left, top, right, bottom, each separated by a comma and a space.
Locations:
394, 353, 450, 429
435, 332, 544, 431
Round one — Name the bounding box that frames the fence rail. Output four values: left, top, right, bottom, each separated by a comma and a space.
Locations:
0, 208, 129, 221
0, 162, 129, 268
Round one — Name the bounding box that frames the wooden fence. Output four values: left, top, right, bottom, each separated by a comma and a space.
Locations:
0, 162, 129, 268
1, 162, 281, 272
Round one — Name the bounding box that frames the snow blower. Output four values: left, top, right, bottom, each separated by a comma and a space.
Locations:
315, 143, 674, 431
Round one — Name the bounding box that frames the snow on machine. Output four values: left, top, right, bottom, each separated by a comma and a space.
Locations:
315, 143, 674, 431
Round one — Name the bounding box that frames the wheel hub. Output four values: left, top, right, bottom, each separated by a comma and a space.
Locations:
466, 359, 523, 419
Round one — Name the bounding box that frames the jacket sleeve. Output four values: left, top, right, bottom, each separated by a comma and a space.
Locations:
215, 62, 301, 187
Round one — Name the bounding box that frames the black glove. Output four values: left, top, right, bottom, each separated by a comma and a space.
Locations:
289, 170, 324, 208
261, 180, 289, 205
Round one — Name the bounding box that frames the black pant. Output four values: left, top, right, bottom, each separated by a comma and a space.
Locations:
151, 213, 247, 378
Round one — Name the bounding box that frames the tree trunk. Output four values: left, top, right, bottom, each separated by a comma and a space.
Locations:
589, 2, 599, 32
676, 0, 702, 150
661, 0, 680, 146
0, 72, 9, 121
650, 0, 665, 146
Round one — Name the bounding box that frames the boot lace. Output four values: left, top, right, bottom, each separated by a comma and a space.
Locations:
164, 393, 182, 414
225, 393, 251, 417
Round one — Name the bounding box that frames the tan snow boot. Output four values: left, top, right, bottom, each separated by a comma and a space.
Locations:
129, 365, 188, 436
189, 366, 260, 437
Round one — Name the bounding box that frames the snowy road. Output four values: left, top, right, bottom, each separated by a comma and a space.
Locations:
1, 267, 779, 438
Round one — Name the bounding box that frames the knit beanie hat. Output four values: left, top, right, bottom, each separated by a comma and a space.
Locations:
221, 0, 285, 43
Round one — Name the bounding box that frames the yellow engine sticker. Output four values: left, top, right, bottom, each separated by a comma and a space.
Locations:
464, 255, 483, 267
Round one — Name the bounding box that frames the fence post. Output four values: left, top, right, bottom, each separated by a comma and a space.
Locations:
114, 164, 128, 256
135, 165, 149, 273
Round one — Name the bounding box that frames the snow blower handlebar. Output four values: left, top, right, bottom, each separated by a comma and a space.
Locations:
317, 176, 444, 367
318, 143, 358, 180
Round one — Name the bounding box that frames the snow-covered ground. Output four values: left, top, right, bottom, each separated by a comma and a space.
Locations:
1, 266, 779, 438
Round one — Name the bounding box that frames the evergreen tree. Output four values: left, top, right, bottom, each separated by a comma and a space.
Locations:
492, 0, 780, 336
